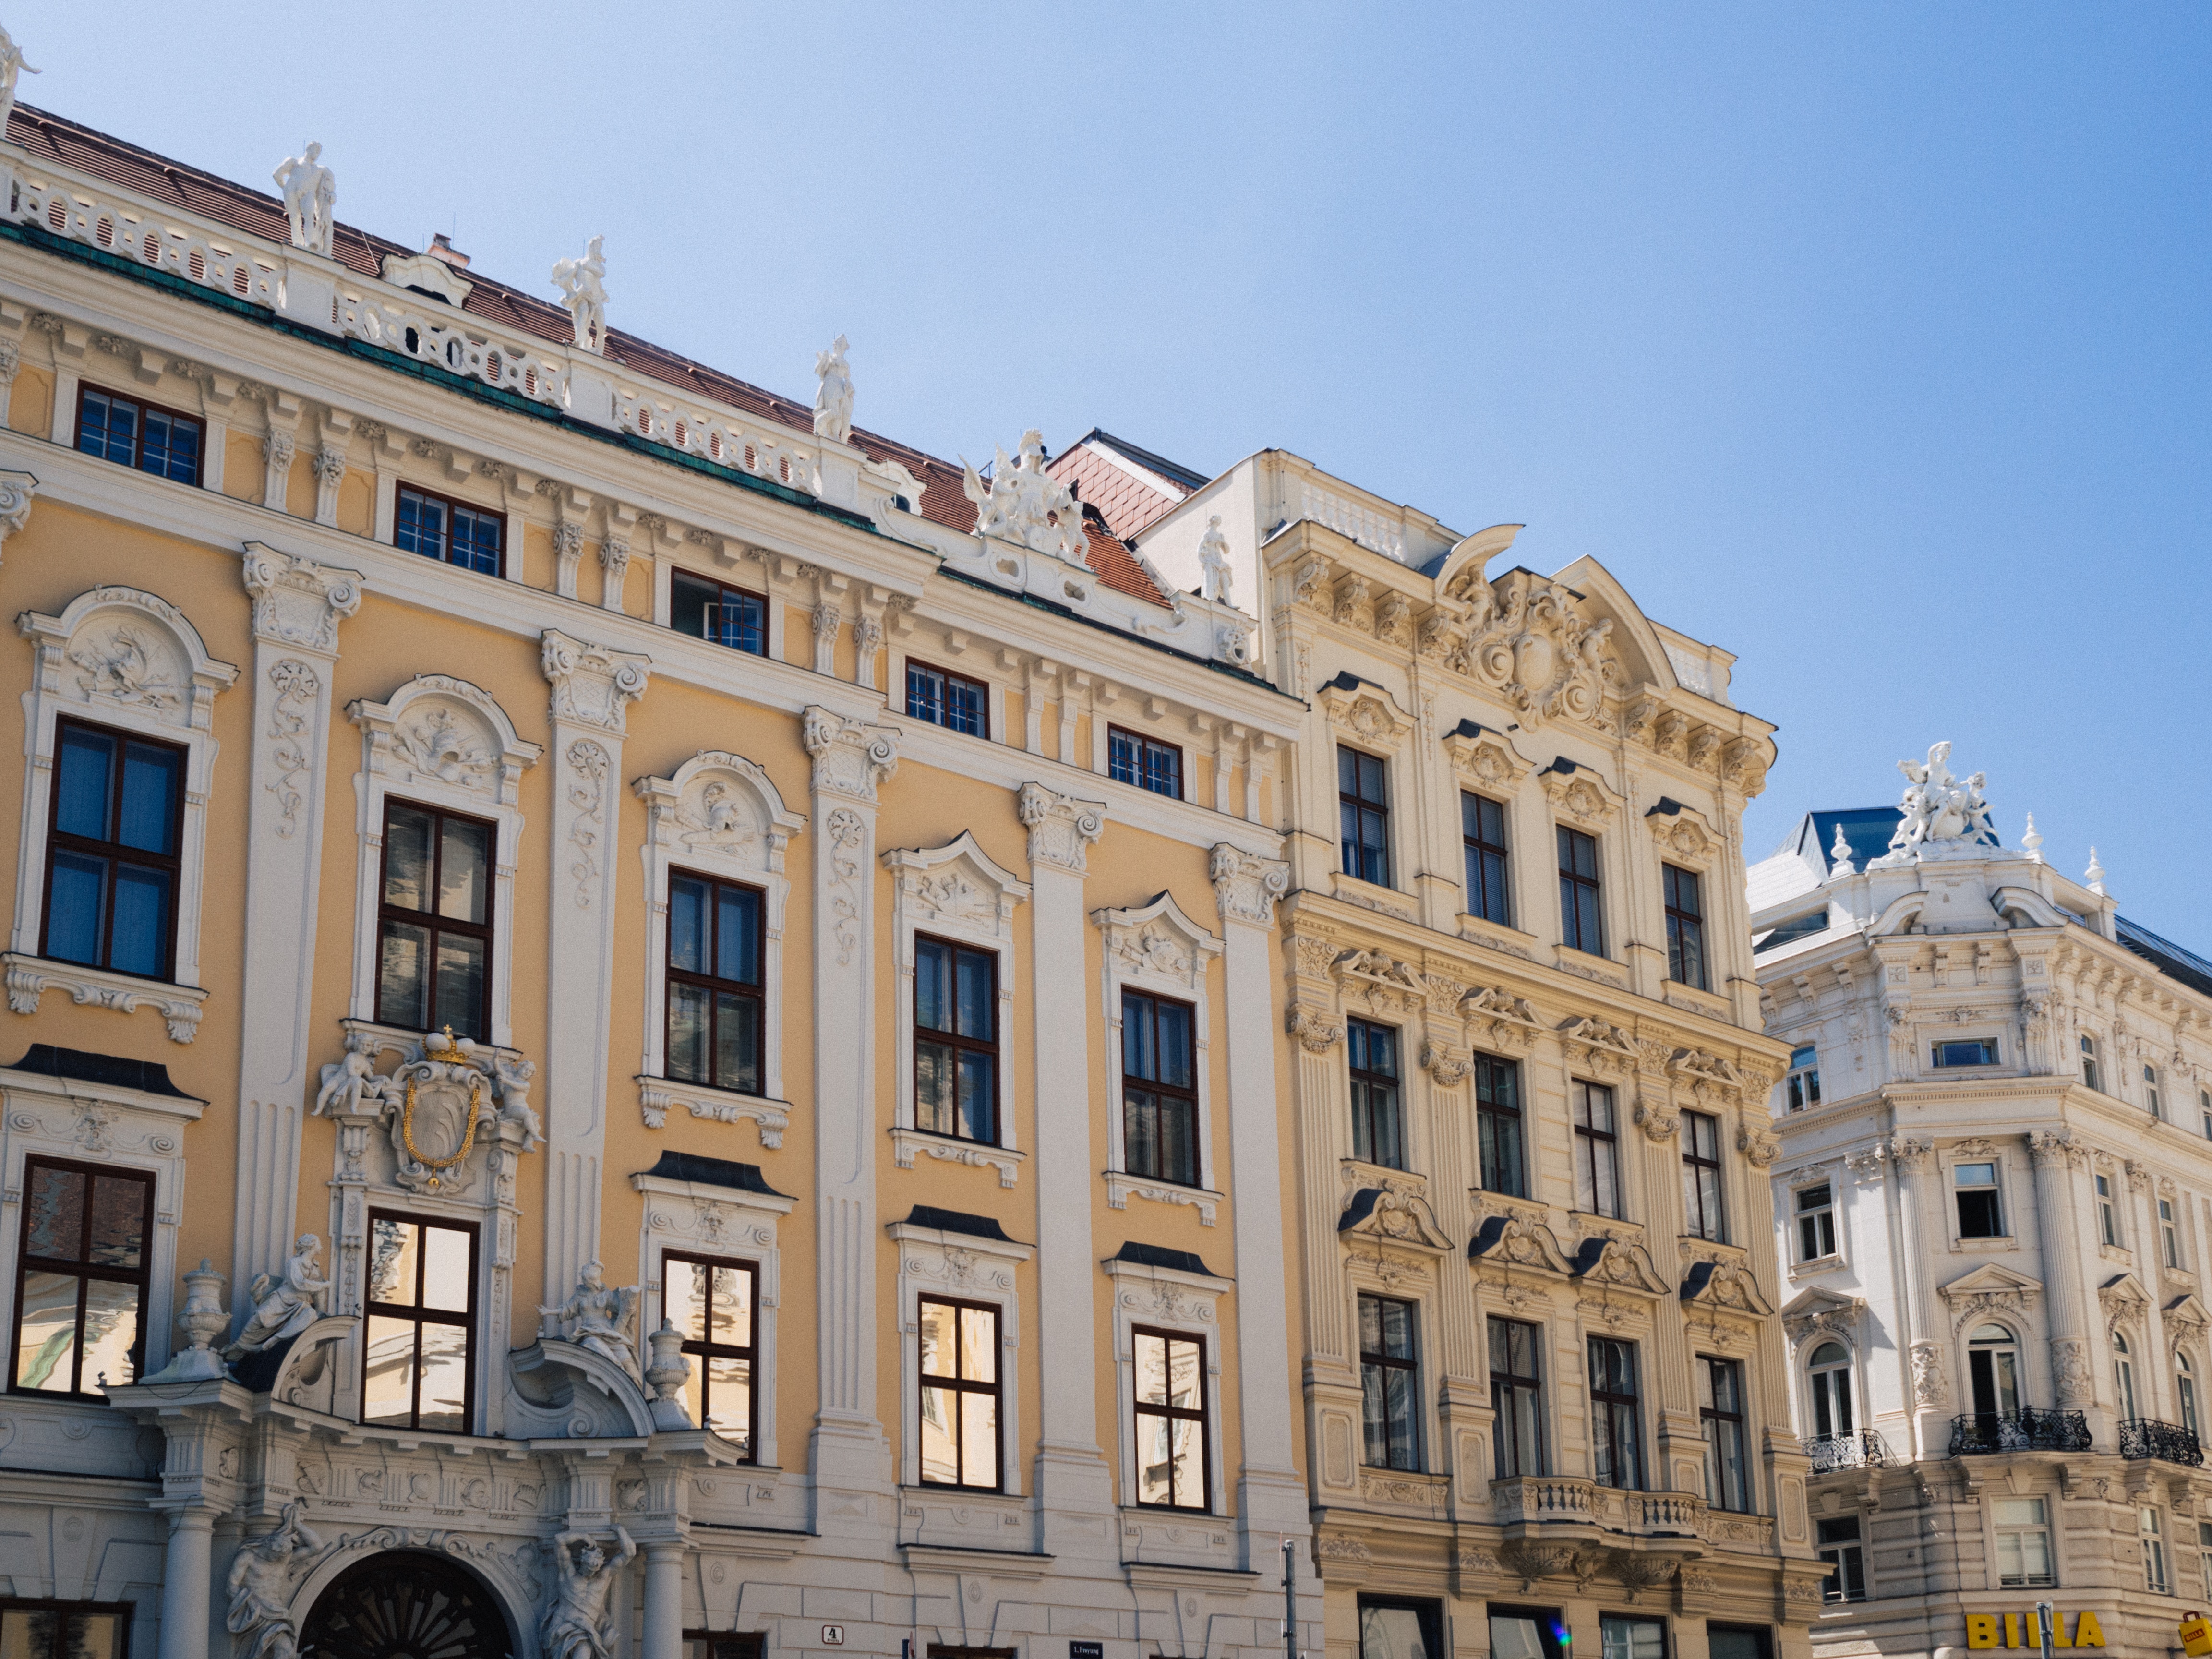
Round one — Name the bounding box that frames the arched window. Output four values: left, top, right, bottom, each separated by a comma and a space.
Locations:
2115, 1331, 2139, 1421
2179, 1353, 2200, 1439
1968, 1324, 2020, 1421
1809, 1341, 1854, 1441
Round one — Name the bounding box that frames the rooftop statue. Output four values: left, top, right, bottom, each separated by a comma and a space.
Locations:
552, 235, 609, 354
0, 25, 37, 135
1870, 740, 1998, 866
961, 429, 1089, 566
271, 143, 336, 259
813, 334, 854, 443
1197, 515, 1234, 605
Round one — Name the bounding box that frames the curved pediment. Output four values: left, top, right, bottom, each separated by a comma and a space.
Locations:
1468, 1212, 1571, 1274
1092, 890, 1224, 992
1569, 1235, 1670, 1296
1547, 555, 1677, 696
881, 830, 1030, 945
19, 584, 240, 732
350, 674, 541, 805
1681, 1256, 1774, 1317
637, 750, 805, 877
507, 1339, 655, 1438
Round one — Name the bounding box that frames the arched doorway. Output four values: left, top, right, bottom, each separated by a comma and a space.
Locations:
301, 1551, 514, 1659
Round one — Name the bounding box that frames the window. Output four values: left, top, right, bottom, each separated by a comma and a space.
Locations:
1489, 1317, 1546, 1479
2081, 1034, 2101, 1092
1785, 1045, 1821, 1111
76, 384, 203, 485
2162, 1198, 2183, 1270
1994, 1496, 2053, 1587
2097, 1172, 2120, 1247
661, 1252, 756, 1455
2146, 1064, 2164, 1118
1358, 1294, 1420, 1471
1108, 728, 1183, 800
914, 936, 998, 1145
2200, 1520, 2212, 1599
1572, 1081, 1620, 1218
1122, 990, 1198, 1188
670, 568, 767, 656
1700, 1356, 1750, 1513
1588, 1336, 1642, 1490
1476, 1055, 1526, 1199
1132, 1326, 1208, 1509
917, 1296, 999, 1490
1817, 1516, 1866, 1602
666, 872, 764, 1096
1680, 1111, 1725, 1243
1461, 793, 1511, 926
376, 800, 494, 1041
2183, 1355, 2201, 1439
362, 1212, 476, 1432
1338, 749, 1391, 887
40, 718, 184, 981
1663, 863, 1707, 990
1933, 1039, 1998, 1068
1796, 1184, 1837, 1263
1488, 1611, 1565, 1659
1599, 1616, 1665, 1659
1557, 826, 1604, 955
2116, 1331, 2139, 1421
0, 1602, 131, 1659
1808, 1342, 1853, 1440
395, 484, 502, 577
2142, 1503, 2170, 1594
11, 1158, 152, 1398
685, 1637, 765, 1659
1347, 1020, 1404, 1170
2201, 1089, 2212, 1139
906, 661, 986, 737
1953, 1161, 2003, 1239
1359, 1600, 1443, 1659
1706, 1631, 1771, 1659
1967, 1324, 2020, 1419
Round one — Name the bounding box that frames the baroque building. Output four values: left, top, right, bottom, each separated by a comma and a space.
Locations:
1750, 748, 2212, 1659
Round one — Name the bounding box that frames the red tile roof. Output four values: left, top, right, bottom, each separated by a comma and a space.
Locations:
1046, 442, 1183, 540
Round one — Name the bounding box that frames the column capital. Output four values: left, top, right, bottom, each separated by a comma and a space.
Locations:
541, 628, 650, 733
803, 705, 898, 803
242, 541, 364, 653
1019, 781, 1105, 874
1210, 843, 1289, 926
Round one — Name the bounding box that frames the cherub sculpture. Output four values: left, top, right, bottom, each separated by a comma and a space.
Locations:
227, 1236, 329, 1358
541, 1262, 640, 1372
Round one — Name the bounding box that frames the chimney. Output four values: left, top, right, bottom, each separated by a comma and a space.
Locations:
426, 232, 470, 269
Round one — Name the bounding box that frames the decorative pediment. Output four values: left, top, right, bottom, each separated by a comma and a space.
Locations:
1540, 760, 1625, 828
1463, 985, 1545, 1053
2100, 1271, 2152, 1332
1442, 721, 1534, 792
1334, 947, 1427, 1013
1093, 891, 1223, 993
350, 674, 541, 806
507, 1338, 655, 1439
1568, 1235, 1671, 1296
1429, 565, 1618, 733
1644, 798, 1724, 871
20, 584, 239, 733
883, 831, 1029, 943
2167, 1294, 2210, 1346
1340, 1187, 1453, 1255
1469, 1212, 1572, 1275
1781, 1287, 1866, 1347
1562, 1015, 1640, 1075
637, 751, 805, 878
1681, 1257, 1773, 1318
1316, 674, 1416, 750
1668, 1047, 1744, 1103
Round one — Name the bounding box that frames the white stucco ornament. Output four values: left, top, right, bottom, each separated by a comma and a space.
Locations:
1869, 740, 1998, 866
961, 429, 1089, 565
541, 1261, 641, 1373
226, 1234, 329, 1358
552, 235, 609, 353
813, 333, 854, 442
0, 25, 37, 137
271, 142, 336, 258
1197, 514, 1234, 604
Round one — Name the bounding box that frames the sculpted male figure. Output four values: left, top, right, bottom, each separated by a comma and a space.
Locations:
0, 25, 37, 132
552, 236, 609, 351
271, 143, 336, 257
813, 334, 854, 443
226, 1503, 324, 1659
541, 1526, 637, 1659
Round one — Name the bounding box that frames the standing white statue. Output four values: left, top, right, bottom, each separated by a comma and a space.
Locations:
813, 334, 854, 443
540, 1262, 640, 1371
0, 24, 36, 135
226, 1503, 325, 1659
552, 236, 609, 353
541, 1527, 637, 1659
271, 143, 337, 258
1196, 514, 1234, 604
227, 1235, 330, 1358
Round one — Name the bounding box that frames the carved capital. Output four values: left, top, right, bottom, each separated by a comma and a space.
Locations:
1887, 1135, 1934, 1175
2028, 1129, 2084, 1170
1018, 781, 1106, 874
1210, 844, 1289, 927
540, 629, 649, 734
1287, 1004, 1343, 1054
0, 467, 37, 562
803, 706, 899, 804
242, 543, 364, 653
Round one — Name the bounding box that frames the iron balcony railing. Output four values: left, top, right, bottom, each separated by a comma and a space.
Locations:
1948, 1408, 2092, 1455
1806, 1429, 1888, 1472
2119, 1418, 2205, 1466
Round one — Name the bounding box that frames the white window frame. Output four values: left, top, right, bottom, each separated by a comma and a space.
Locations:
10, 587, 239, 1042
2146, 1064, 2164, 1119
345, 675, 540, 1048
1949, 1153, 2008, 1243
2162, 1195, 2185, 1271
890, 646, 1002, 745
2143, 1503, 2170, 1593
659, 556, 785, 664
1794, 1180, 1840, 1266
633, 751, 804, 1148
1093, 891, 1224, 1223
2097, 1169, 2123, 1249
881, 831, 1029, 1187
1106, 1253, 1230, 1517
887, 1214, 1032, 1495
1805, 1338, 1857, 1441
1993, 1494, 2055, 1588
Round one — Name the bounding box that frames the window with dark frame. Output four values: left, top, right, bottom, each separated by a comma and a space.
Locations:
906, 661, 987, 737
1933, 1039, 1998, 1068
1572, 1080, 1620, 1218
1785, 1044, 1821, 1111
1347, 1019, 1404, 1171
1108, 727, 1183, 799
670, 568, 768, 657
0, 1601, 133, 1659
1122, 989, 1198, 1188
918, 1295, 1000, 1490
914, 936, 998, 1145
683, 1635, 766, 1659
1338, 748, 1391, 887
2097, 1171, 2120, 1246
1680, 1110, 1726, 1243
1796, 1183, 1837, 1262
665, 871, 764, 1097
1462, 793, 1512, 926
1358, 1293, 1420, 1471
1557, 826, 1604, 956
361, 1211, 477, 1433
1816, 1517, 1867, 1602
1587, 1334, 1643, 1491
661, 1251, 757, 1456
41, 717, 184, 982
1358, 1600, 1443, 1659
1599, 1615, 1666, 1659
1132, 1325, 1208, 1510
395, 484, 503, 577
1488, 1609, 1566, 1659
76, 383, 204, 486
1706, 1628, 1773, 1659
1700, 1355, 1751, 1513
1477, 1054, 1526, 1199
1489, 1316, 1546, 1479
1663, 862, 1708, 990
1954, 1161, 2003, 1239
376, 799, 495, 1042
10, 1157, 153, 1399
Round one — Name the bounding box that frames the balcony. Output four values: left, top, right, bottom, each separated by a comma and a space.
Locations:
2119, 1418, 2205, 1467
1806, 1429, 1888, 1472
1488, 1477, 1711, 1542
1948, 1409, 2092, 1455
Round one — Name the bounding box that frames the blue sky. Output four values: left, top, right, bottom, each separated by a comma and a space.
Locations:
20, 3, 2209, 939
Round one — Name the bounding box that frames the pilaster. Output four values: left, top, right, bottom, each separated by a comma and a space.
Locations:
2029, 1131, 2093, 1410
0, 466, 36, 566
1888, 1136, 1946, 1456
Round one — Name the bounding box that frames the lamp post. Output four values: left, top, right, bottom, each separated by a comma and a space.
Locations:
2036, 1601, 2054, 1659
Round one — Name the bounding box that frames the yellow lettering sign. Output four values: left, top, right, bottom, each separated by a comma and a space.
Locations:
1968, 1615, 2000, 1650
2073, 1612, 2104, 1649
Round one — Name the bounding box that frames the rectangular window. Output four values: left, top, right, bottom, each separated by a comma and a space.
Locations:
1132, 1326, 1208, 1510
1663, 862, 1707, 990
914, 936, 997, 1145
1360, 1602, 1443, 1659
1954, 1161, 2003, 1239
1933, 1039, 1999, 1068
376, 800, 494, 1041
1588, 1335, 1643, 1490
1700, 1355, 1751, 1513
1995, 1497, 2053, 1587
76, 384, 204, 485
2200, 1520, 2212, 1599
1558, 826, 1604, 956
1462, 793, 1512, 926
1477, 1055, 1526, 1199
2202, 1089, 2212, 1140
10, 1158, 153, 1399
2162, 1198, 2182, 1270
2143, 1504, 2170, 1594
1347, 1019, 1404, 1171
1338, 749, 1391, 887
670, 568, 767, 656
2146, 1065, 2164, 1119
2097, 1173, 2119, 1247
362, 1212, 476, 1433
918, 1296, 999, 1490
1572, 1081, 1620, 1218
0, 1602, 132, 1659
1488, 1611, 1565, 1659
1680, 1111, 1726, 1243
395, 484, 503, 577
1786, 1044, 1821, 1111
1122, 989, 1198, 1188
2081, 1035, 2101, 1092
1816, 1516, 1866, 1601
1599, 1617, 1666, 1659
905, 661, 987, 737
661, 1252, 756, 1456
41, 718, 184, 981
1108, 728, 1183, 800
1489, 1316, 1546, 1479
1706, 1630, 1771, 1659
1796, 1184, 1837, 1262
666, 872, 764, 1096
1358, 1294, 1420, 1471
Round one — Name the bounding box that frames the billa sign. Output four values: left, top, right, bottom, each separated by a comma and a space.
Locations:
1965, 1611, 2104, 1649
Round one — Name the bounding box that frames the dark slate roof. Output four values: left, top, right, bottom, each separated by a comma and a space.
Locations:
2119, 917, 2212, 1003
5, 1044, 198, 1099
639, 1151, 790, 1199
903, 1205, 1018, 1243
1775, 807, 1914, 876
1108, 1241, 1220, 1279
